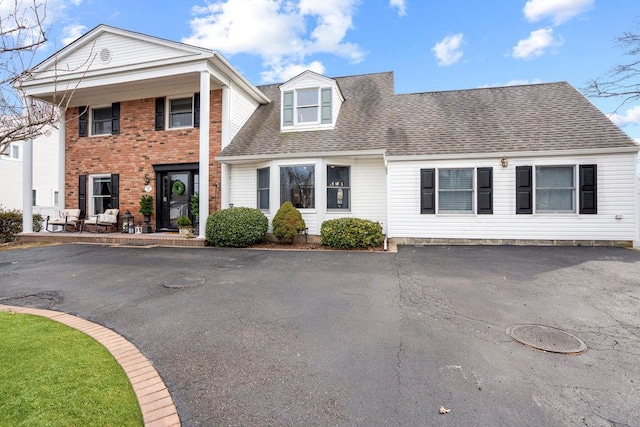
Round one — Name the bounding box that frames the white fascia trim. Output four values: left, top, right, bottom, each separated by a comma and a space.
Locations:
217, 150, 386, 164
384, 146, 640, 162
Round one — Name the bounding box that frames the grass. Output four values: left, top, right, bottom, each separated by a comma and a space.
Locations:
0, 312, 143, 427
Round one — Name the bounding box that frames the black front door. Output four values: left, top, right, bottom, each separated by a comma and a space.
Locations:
154, 163, 199, 231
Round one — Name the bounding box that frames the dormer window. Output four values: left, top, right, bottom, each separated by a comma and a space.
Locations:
282, 87, 332, 128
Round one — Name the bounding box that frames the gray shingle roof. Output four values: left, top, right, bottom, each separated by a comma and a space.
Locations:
220, 72, 637, 159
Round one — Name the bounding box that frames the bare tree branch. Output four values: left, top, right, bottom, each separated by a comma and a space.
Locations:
583, 19, 640, 113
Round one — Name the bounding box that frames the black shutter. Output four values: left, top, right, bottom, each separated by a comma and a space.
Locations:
579, 164, 597, 214
477, 167, 493, 214
78, 175, 87, 219
110, 174, 120, 209
516, 166, 532, 214
420, 169, 435, 214
111, 102, 120, 135
78, 106, 88, 137
155, 97, 165, 131
194, 93, 200, 128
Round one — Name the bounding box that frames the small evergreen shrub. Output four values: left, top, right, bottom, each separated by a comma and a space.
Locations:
176, 215, 192, 227
0, 208, 43, 243
272, 202, 306, 242
205, 207, 268, 247
321, 217, 383, 249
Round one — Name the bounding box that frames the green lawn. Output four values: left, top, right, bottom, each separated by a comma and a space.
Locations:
0, 312, 143, 427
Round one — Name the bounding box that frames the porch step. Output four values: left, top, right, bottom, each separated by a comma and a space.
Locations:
17, 232, 207, 248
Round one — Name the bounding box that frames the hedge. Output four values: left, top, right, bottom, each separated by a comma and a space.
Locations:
205, 207, 268, 247
0, 208, 43, 243
320, 217, 383, 249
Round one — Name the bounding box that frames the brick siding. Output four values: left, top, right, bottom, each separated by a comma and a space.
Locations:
64, 90, 222, 228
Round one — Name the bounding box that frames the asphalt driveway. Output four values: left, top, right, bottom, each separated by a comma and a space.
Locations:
1, 244, 639, 426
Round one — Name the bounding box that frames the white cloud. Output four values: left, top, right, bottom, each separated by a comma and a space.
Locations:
260, 60, 325, 83
523, 0, 594, 25
390, 0, 406, 17
505, 78, 543, 86
61, 24, 87, 45
609, 106, 640, 127
182, 0, 363, 83
512, 28, 562, 60
432, 33, 464, 66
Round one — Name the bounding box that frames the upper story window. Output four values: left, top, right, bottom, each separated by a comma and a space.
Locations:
92, 106, 112, 135
169, 97, 194, 128
1, 143, 20, 160
282, 87, 332, 128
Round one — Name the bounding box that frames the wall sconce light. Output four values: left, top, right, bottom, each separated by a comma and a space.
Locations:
500, 156, 508, 168
144, 174, 150, 185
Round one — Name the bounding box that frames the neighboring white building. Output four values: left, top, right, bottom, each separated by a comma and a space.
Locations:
0, 125, 59, 218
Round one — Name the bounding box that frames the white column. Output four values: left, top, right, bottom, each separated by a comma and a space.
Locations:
58, 109, 66, 209
22, 138, 33, 233
198, 71, 211, 239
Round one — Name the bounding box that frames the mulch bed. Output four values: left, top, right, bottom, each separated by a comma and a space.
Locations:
249, 241, 385, 251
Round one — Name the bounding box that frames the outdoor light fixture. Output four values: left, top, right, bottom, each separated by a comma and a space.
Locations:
122, 210, 134, 233
144, 174, 151, 185
500, 156, 509, 168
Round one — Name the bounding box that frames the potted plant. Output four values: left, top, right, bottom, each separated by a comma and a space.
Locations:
176, 215, 193, 238
139, 195, 154, 233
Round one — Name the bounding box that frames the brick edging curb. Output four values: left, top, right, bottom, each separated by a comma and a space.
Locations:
0, 304, 180, 427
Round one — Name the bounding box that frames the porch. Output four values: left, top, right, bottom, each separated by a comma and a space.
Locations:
16, 231, 207, 248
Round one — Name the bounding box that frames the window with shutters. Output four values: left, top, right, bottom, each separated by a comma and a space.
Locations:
282, 87, 332, 128
88, 103, 120, 136
536, 166, 575, 213
421, 167, 493, 215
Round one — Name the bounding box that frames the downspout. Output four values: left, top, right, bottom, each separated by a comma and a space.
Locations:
384, 154, 389, 251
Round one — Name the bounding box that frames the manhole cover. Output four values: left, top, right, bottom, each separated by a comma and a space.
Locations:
164, 277, 205, 289
507, 324, 587, 354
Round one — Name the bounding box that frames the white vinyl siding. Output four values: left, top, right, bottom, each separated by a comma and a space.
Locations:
387, 153, 638, 242
230, 88, 259, 143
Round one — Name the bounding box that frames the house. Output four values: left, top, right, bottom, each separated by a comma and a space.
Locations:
20, 25, 639, 245
0, 125, 60, 219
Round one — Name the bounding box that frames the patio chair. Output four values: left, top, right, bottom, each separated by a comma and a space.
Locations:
83, 208, 119, 233
45, 209, 81, 232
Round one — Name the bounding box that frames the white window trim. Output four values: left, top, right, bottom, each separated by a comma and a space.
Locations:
278, 163, 317, 212
281, 87, 334, 131
257, 166, 270, 212
89, 104, 113, 137
436, 167, 476, 215
167, 94, 195, 130
1, 143, 21, 161
88, 174, 111, 217
533, 165, 577, 215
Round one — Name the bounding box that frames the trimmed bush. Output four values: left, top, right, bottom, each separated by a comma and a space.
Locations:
205, 207, 268, 247
321, 217, 383, 249
272, 202, 306, 242
0, 208, 43, 243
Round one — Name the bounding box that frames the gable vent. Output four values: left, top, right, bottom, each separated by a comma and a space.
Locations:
99, 48, 112, 64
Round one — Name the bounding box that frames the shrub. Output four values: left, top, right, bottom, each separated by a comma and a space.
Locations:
0, 208, 43, 243
139, 195, 153, 215
176, 215, 192, 227
272, 202, 306, 242
205, 207, 268, 247
321, 217, 383, 249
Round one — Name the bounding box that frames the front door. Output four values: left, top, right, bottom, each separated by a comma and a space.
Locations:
154, 163, 199, 231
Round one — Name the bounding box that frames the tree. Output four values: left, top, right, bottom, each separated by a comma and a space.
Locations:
584, 22, 640, 110
0, 0, 61, 152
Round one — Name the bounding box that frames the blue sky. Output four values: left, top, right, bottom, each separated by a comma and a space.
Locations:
37, 0, 640, 140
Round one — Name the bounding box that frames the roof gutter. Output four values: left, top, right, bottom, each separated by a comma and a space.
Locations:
217, 149, 386, 164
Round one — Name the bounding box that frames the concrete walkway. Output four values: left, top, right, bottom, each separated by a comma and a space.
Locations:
0, 304, 180, 427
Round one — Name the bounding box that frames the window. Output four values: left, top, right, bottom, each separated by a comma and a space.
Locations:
280, 165, 315, 209
535, 166, 575, 213
282, 88, 332, 127
91, 175, 114, 216
53, 191, 59, 206
257, 167, 270, 210
327, 165, 350, 209
32, 189, 37, 206
92, 107, 112, 135
169, 97, 193, 128
438, 169, 473, 213
2, 143, 20, 160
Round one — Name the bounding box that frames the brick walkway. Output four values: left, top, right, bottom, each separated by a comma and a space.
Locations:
0, 304, 180, 426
